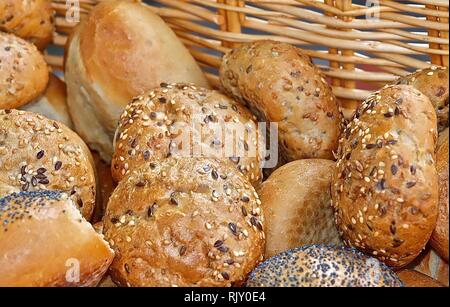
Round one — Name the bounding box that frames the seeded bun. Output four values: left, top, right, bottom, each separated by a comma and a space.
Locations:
112, 83, 263, 186
332, 84, 439, 267
219, 40, 342, 163
0, 0, 54, 50
0, 191, 114, 286
257, 159, 341, 258
0, 109, 96, 220
21, 73, 73, 129
103, 157, 265, 287
0, 32, 49, 109
392, 66, 448, 132
430, 130, 449, 261
246, 245, 403, 287
397, 269, 444, 287
64, 0, 209, 161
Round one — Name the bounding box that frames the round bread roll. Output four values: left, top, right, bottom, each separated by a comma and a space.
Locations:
397, 270, 444, 287
0, 191, 114, 286
21, 73, 73, 129
246, 245, 403, 287
219, 40, 342, 163
257, 159, 341, 258
0, 32, 49, 109
65, 1, 210, 161
103, 157, 265, 287
0, 109, 96, 220
430, 130, 449, 261
0, 0, 54, 50
411, 247, 449, 287
392, 66, 448, 133
332, 84, 439, 268
112, 83, 263, 186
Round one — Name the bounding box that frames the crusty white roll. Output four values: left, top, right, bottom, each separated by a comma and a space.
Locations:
0, 32, 49, 109
21, 73, 74, 129
0, 109, 96, 220
0, 191, 114, 287
64, 0, 210, 161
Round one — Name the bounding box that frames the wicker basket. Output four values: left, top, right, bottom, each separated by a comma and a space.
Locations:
48, 0, 449, 113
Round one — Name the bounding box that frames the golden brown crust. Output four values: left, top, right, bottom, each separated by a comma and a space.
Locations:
392, 66, 448, 133
257, 159, 341, 258
0, 109, 96, 220
411, 247, 449, 286
397, 269, 444, 287
21, 73, 74, 129
0, 32, 48, 109
103, 157, 265, 287
65, 1, 209, 160
92, 151, 116, 223
219, 40, 342, 163
332, 84, 439, 268
430, 130, 449, 261
112, 83, 263, 186
0, 0, 54, 50
0, 191, 114, 287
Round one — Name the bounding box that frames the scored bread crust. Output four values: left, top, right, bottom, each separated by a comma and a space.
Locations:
103, 157, 265, 287
0, 109, 96, 220
257, 159, 341, 258
332, 85, 439, 268
112, 83, 263, 186
219, 40, 342, 163
0, 33, 48, 109
0, 0, 54, 50
392, 66, 448, 133
0, 191, 114, 287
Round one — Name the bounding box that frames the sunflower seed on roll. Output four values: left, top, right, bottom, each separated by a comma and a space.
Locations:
0, 109, 96, 220
112, 83, 263, 186
103, 157, 265, 287
246, 245, 403, 287
331, 84, 439, 268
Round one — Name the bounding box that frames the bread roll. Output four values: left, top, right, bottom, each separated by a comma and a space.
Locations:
21, 73, 73, 129
257, 159, 341, 258
0, 32, 48, 109
332, 84, 439, 268
65, 1, 210, 161
397, 270, 444, 287
411, 247, 449, 287
246, 245, 403, 287
0, 191, 114, 286
103, 157, 265, 287
430, 130, 449, 261
0, 109, 96, 220
392, 66, 448, 132
112, 83, 263, 186
0, 0, 54, 50
219, 40, 342, 163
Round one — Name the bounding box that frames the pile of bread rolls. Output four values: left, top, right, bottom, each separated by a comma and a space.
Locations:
0, 0, 448, 287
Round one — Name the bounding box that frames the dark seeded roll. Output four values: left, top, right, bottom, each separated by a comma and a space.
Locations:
103, 157, 265, 287
246, 245, 403, 287
331, 84, 439, 268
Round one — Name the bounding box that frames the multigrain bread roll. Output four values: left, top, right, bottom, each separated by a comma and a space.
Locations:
0, 0, 54, 50
65, 1, 210, 161
103, 157, 265, 287
0, 191, 114, 287
332, 84, 439, 268
246, 245, 403, 287
21, 73, 74, 129
392, 66, 448, 132
397, 270, 444, 287
0, 110, 96, 220
430, 130, 449, 261
257, 159, 341, 258
219, 40, 342, 163
0, 32, 48, 109
112, 83, 263, 186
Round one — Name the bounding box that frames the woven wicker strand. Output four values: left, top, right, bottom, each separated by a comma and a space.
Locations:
49, 0, 449, 108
